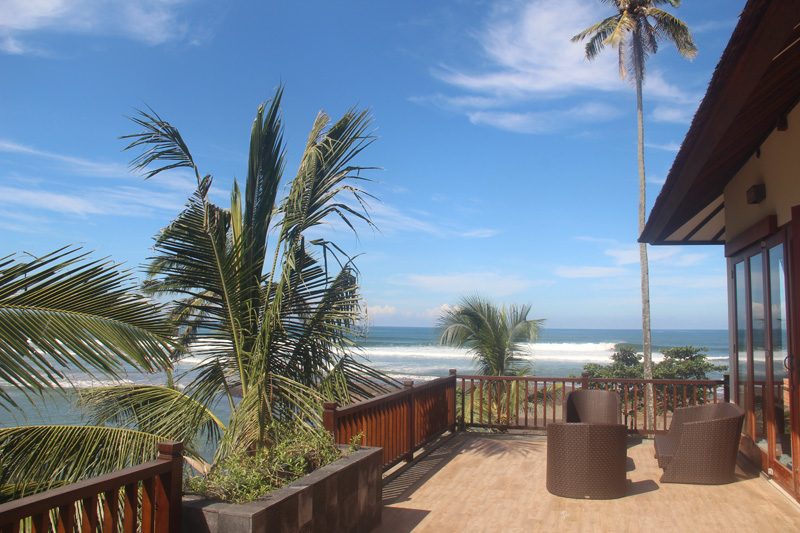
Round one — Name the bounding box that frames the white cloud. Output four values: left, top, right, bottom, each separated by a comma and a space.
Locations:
459, 228, 498, 238
651, 105, 695, 124
397, 272, 542, 296
0, 184, 188, 217
0, 137, 195, 225
416, 0, 695, 133
366, 304, 397, 317
646, 141, 681, 153
692, 19, 737, 34
368, 201, 498, 240
555, 266, 629, 279
421, 303, 455, 320
0, 138, 133, 178
0, 0, 195, 54
467, 102, 619, 134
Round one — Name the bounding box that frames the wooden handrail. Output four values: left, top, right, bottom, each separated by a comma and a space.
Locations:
324, 372, 457, 469
457, 375, 728, 435
0, 441, 183, 533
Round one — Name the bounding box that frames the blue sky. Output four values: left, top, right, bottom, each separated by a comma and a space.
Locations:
0, 0, 745, 329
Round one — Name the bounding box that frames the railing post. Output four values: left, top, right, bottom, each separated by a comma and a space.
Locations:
404, 380, 415, 462
156, 441, 183, 533
449, 369, 458, 432
323, 402, 339, 442
723, 374, 730, 403
581, 372, 590, 390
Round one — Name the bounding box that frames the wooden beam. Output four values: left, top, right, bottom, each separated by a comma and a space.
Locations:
724, 215, 777, 257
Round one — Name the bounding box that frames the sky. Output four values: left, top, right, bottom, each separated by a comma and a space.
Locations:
0, 0, 746, 329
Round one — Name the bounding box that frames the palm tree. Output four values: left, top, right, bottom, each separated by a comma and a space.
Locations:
0, 88, 396, 497
439, 296, 542, 422
571, 0, 696, 426
0, 247, 175, 498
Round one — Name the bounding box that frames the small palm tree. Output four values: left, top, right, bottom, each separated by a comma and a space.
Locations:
439, 297, 542, 423
571, 0, 696, 427
0, 88, 396, 497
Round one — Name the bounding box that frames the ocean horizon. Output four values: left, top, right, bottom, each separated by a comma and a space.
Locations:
0, 326, 730, 428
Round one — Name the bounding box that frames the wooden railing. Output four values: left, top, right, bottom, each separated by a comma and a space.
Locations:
457, 374, 730, 434
323, 371, 456, 469
0, 442, 183, 533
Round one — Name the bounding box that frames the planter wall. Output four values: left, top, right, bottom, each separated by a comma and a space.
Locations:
182, 446, 382, 533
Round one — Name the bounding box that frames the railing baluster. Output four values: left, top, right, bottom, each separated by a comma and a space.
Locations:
141, 478, 155, 533
533, 381, 539, 428
57, 502, 75, 533
103, 488, 118, 533
123, 482, 137, 533
543, 381, 548, 427
82, 494, 98, 532
506, 380, 511, 426
487, 380, 492, 427
524, 379, 529, 428
31, 512, 48, 533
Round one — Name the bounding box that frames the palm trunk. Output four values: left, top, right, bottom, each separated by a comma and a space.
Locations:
636, 75, 655, 431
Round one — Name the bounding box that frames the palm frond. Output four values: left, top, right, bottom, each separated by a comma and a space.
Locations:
121, 107, 200, 182
0, 425, 166, 499
439, 296, 540, 377
0, 248, 173, 408
645, 7, 697, 58
79, 385, 225, 447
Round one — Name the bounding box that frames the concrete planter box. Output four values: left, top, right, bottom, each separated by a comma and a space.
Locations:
182, 446, 382, 533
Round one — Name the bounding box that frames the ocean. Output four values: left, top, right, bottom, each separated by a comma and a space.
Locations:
0, 327, 730, 428
358, 326, 730, 380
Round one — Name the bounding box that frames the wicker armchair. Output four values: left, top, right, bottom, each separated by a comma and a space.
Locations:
546, 390, 627, 499
654, 402, 745, 484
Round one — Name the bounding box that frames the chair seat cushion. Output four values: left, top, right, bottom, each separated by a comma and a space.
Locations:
654, 434, 676, 468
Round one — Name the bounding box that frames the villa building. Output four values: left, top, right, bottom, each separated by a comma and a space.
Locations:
641, 0, 800, 500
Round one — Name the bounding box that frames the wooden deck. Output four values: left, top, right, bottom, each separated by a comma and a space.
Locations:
375, 434, 800, 532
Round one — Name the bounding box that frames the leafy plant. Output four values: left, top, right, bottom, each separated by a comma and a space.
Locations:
349, 432, 365, 452
185, 425, 340, 503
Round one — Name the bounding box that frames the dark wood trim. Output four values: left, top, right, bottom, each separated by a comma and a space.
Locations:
725, 215, 777, 257
642, 240, 724, 246
788, 206, 800, 496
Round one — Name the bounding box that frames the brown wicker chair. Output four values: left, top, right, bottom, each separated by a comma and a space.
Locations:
546, 389, 627, 499
654, 402, 745, 484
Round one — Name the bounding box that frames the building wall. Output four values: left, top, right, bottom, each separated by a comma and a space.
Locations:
724, 102, 800, 238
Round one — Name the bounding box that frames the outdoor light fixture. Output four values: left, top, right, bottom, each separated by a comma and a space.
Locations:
747, 183, 766, 204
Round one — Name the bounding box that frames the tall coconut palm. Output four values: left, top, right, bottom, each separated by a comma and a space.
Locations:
439, 296, 542, 422
0, 247, 175, 498
571, 0, 696, 426
0, 88, 396, 497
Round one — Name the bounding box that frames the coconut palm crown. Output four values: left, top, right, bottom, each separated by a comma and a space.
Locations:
439, 296, 542, 376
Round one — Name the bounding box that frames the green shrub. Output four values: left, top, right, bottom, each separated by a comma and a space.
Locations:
185, 426, 341, 503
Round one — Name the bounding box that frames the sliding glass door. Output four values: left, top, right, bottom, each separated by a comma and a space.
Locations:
731, 233, 794, 491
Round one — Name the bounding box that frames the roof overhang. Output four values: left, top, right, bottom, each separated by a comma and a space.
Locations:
640, 0, 800, 246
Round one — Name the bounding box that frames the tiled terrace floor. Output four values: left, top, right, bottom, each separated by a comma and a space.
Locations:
375, 433, 800, 532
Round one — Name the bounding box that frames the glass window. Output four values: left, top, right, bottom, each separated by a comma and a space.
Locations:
735, 260, 748, 427
750, 254, 767, 450
769, 244, 792, 469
